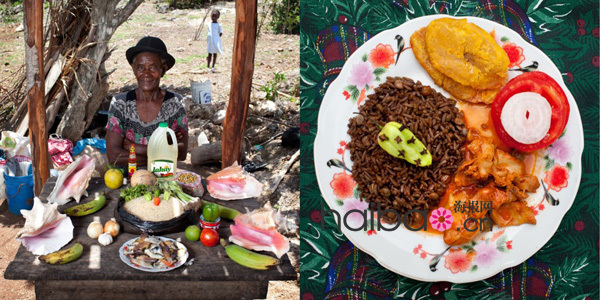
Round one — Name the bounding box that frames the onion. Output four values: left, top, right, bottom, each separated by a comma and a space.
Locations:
104, 218, 120, 237
500, 92, 552, 144
87, 221, 103, 239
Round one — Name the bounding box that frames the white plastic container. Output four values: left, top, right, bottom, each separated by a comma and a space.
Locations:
147, 122, 178, 180
190, 80, 212, 104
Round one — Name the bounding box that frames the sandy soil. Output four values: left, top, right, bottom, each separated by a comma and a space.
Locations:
0, 1, 299, 299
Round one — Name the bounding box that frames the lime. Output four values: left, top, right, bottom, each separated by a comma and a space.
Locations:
185, 225, 201, 242
104, 169, 124, 189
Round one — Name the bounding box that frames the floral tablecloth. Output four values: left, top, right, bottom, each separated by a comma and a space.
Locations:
299, 1, 599, 299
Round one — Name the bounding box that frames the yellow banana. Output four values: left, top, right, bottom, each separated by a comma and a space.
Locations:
39, 243, 83, 265
221, 239, 280, 270
63, 192, 106, 217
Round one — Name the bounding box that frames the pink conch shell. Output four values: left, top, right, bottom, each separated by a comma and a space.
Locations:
16, 197, 73, 255
207, 162, 263, 200
47, 154, 95, 205
229, 206, 290, 258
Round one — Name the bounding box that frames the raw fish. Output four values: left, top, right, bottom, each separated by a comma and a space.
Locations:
16, 198, 74, 255
207, 162, 263, 200
229, 209, 290, 258
47, 155, 95, 205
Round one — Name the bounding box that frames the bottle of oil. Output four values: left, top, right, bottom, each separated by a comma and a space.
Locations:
147, 122, 178, 180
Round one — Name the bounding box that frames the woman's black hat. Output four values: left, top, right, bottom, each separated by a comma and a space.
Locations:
126, 36, 175, 70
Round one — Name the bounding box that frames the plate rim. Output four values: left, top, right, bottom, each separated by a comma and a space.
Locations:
119, 235, 189, 273
312, 14, 584, 283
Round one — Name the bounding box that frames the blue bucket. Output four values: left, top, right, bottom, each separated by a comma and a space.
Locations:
4, 165, 34, 216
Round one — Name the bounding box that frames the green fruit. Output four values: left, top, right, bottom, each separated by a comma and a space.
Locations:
39, 243, 84, 265
221, 239, 280, 270
185, 225, 201, 242
63, 192, 106, 217
218, 205, 240, 220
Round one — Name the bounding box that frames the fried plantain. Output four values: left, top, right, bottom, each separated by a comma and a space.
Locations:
410, 27, 499, 104
424, 18, 509, 90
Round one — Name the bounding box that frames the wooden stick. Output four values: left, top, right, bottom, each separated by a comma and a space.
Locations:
24, 0, 50, 195
194, 7, 211, 41
269, 149, 300, 193
221, 0, 257, 169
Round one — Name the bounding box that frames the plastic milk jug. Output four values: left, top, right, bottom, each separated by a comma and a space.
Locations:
147, 122, 178, 180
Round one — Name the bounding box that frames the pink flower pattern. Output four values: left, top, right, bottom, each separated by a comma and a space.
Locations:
347, 61, 375, 88
547, 137, 572, 165
341, 198, 369, 228
473, 242, 501, 268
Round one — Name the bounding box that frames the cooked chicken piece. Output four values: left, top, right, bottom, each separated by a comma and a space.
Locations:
492, 148, 525, 187
455, 138, 496, 186
444, 187, 496, 246
490, 201, 537, 227
513, 174, 540, 192
444, 211, 481, 246
507, 184, 529, 201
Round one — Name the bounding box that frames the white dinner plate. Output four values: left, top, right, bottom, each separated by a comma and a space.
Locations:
313, 15, 584, 283
119, 236, 189, 272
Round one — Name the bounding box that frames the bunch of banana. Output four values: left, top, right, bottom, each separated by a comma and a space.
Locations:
220, 239, 280, 270
39, 243, 83, 265
63, 192, 106, 217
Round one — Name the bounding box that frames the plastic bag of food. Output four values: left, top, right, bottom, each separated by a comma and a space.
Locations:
0, 131, 31, 159
175, 171, 204, 197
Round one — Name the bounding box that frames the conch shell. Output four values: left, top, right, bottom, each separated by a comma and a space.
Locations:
47, 154, 95, 205
16, 197, 74, 255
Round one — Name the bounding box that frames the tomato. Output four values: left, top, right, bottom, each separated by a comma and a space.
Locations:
200, 228, 219, 247
491, 71, 569, 152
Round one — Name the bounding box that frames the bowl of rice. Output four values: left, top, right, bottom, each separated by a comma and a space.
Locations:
115, 195, 196, 235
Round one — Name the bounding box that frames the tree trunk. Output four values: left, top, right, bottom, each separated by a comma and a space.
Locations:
56, 0, 143, 142
221, 0, 258, 169
24, 0, 50, 195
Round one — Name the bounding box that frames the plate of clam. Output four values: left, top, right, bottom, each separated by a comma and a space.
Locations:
119, 234, 189, 272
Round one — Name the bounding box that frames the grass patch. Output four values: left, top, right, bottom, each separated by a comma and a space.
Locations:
176, 54, 206, 64
132, 14, 156, 24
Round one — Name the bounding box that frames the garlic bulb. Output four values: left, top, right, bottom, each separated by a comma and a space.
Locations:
104, 218, 120, 237
98, 232, 113, 246
87, 221, 103, 239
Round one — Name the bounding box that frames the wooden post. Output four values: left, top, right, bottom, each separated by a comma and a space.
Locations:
24, 0, 50, 195
221, 0, 258, 169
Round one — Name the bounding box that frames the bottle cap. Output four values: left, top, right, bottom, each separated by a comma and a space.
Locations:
159, 122, 168, 128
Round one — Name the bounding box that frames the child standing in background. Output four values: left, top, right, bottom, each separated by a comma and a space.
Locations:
207, 9, 223, 73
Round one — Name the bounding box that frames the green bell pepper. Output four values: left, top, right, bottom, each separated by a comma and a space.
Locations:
203, 203, 220, 222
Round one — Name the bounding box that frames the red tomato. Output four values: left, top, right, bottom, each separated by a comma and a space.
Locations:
200, 228, 219, 247
491, 71, 569, 152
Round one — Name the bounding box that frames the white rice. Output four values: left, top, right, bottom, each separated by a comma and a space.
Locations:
123, 195, 184, 222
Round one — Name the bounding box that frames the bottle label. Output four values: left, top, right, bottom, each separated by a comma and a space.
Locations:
151, 160, 174, 178
128, 163, 136, 178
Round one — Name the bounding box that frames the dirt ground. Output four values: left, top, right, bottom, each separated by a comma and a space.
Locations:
0, 1, 299, 299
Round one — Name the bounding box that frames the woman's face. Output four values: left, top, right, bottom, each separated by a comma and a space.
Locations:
132, 52, 165, 92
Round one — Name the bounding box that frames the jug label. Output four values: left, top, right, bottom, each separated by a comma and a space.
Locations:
151, 160, 174, 178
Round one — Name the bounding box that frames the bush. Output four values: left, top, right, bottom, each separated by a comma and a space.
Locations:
269, 0, 299, 35
165, 0, 208, 9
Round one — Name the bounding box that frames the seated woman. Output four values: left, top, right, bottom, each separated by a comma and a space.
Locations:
106, 36, 188, 167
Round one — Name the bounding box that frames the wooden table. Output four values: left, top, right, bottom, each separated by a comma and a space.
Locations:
4, 177, 296, 300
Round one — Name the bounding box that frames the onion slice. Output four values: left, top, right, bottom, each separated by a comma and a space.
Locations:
500, 92, 552, 144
